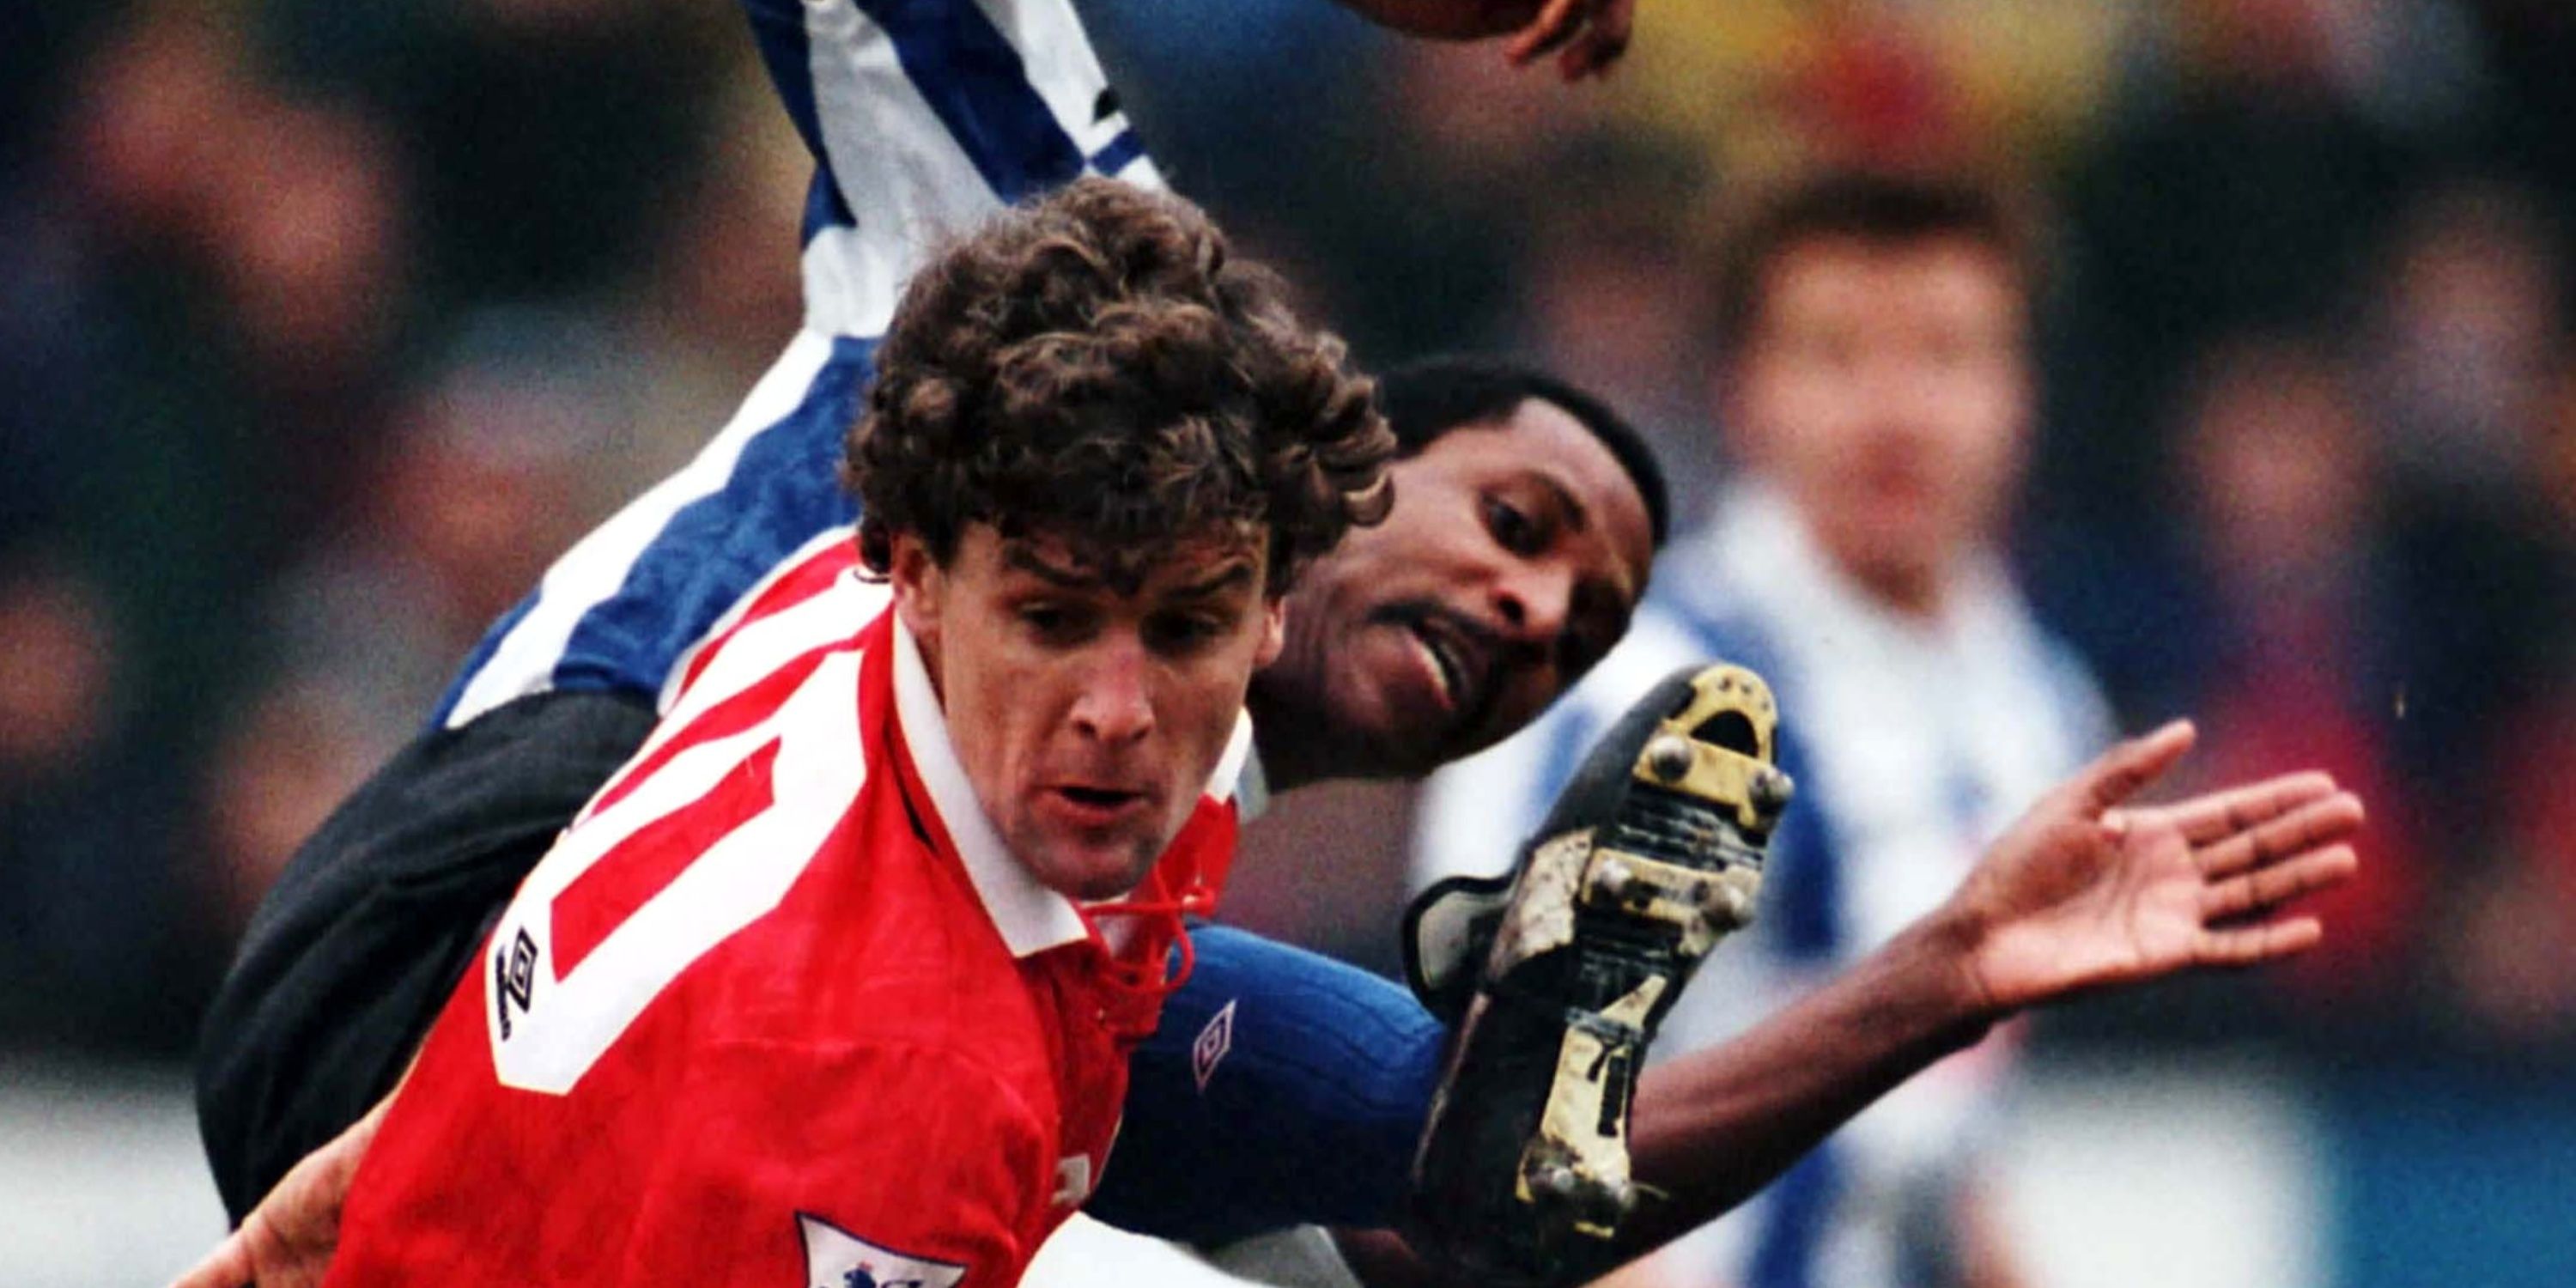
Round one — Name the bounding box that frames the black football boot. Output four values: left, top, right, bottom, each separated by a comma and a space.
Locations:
1402, 662, 1792, 1287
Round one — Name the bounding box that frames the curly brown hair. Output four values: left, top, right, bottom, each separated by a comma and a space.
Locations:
845, 179, 1394, 593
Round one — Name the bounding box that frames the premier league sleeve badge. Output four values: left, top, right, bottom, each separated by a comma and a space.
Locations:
798, 1212, 968, 1288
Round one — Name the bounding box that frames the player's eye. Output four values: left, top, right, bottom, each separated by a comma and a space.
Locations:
1145, 611, 1227, 655
1804, 328, 1862, 369
1920, 330, 1985, 373
1019, 603, 1096, 645
1482, 494, 1544, 556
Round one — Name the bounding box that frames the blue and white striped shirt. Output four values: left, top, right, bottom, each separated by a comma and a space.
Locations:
435, 0, 1162, 729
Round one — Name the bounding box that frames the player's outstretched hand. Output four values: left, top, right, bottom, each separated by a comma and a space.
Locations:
167, 1097, 386, 1288
1503, 0, 1635, 79
1943, 720, 2363, 1017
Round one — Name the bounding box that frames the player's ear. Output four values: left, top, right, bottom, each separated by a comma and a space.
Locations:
1255, 596, 1285, 669
889, 531, 945, 655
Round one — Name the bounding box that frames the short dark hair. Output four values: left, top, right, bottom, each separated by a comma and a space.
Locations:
1374, 356, 1672, 548
1711, 168, 2042, 358
846, 179, 1395, 592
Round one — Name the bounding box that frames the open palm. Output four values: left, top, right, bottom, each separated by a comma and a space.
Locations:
1953, 721, 2364, 1016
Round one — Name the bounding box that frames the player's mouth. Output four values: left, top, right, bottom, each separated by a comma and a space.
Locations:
1398, 609, 1499, 744
1043, 783, 1152, 829
1854, 445, 1937, 506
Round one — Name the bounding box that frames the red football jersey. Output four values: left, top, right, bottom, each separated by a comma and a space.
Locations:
328, 538, 1245, 1287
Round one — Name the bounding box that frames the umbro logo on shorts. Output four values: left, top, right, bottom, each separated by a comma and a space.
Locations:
1192, 999, 1236, 1093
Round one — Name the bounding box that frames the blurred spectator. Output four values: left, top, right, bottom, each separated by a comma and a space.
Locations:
0, 193, 94, 544
258, 310, 632, 725
2461, 0, 2576, 215
1787, 4, 1965, 170
615, 80, 813, 489
2439, 345, 2576, 1053
203, 95, 410, 404
63, 5, 254, 253
1510, 133, 1721, 523
371, 318, 617, 632
2451, 683, 2576, 1052
2358, 179, 2569, 802
0, 555, 118, 812
1275, 39, 1542, 363
0, 551, 210, 1057
179, 310, 636, 1036
1419, 169, 2107, 1288
0, 0, 781, 1064
252, 0, 731, 304
2365, 177, 2565, 503
2044, 0, 2435, 546
0, 1, 114, 176
40, 9, 405, 761
2540, 349, 2576, 558
1580, 1, 2136, 185
197, 677, 404, 944
2166, 334, 2427, 1018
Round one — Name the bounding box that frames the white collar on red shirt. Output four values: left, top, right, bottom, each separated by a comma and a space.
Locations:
888, 610, 1255, 959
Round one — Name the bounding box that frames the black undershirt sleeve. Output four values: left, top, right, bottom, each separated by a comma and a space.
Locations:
192, 690, 656, 1219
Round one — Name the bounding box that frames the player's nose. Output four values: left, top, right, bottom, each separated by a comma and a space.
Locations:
1070, 636, 1154, 745
1492, 563, 1572, 652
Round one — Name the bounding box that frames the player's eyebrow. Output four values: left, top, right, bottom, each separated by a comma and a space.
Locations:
1165, 560, 1259, 602
1005, 543, 1260, 600
1003, 544, 1105, 588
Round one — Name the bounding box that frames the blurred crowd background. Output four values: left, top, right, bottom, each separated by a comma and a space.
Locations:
3, 0, 2573, 1283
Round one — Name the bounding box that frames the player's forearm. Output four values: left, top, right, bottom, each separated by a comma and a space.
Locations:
1334, 914, 1998, 1288
1619, 909, 1996, 1251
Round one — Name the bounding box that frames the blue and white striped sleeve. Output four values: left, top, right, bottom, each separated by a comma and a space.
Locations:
437, 0, 1170, 727
737, 0, 1163, 337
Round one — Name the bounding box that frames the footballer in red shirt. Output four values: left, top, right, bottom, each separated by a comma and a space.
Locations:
323, 178, 1397, 1287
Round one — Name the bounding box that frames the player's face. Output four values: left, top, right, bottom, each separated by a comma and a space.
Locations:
1256, 399, 1654, 783
1725, 236, 2032, 614
894, 524, 1282, 900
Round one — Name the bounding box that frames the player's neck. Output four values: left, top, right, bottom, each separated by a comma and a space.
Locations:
1852, 560, 1948, 621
